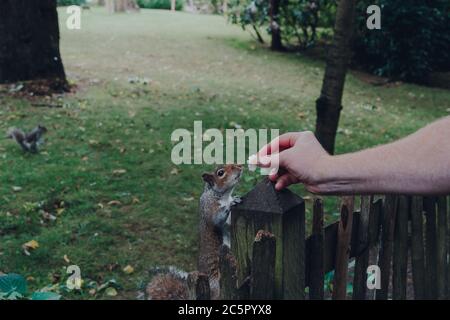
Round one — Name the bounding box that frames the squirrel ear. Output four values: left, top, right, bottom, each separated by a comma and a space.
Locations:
202, 173, 214, 186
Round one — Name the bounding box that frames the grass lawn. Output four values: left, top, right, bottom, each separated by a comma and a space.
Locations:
0, 7, 449, 299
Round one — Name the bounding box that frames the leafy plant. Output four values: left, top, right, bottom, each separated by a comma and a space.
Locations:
228, 0, 336, 48
0, 274, 61, 300
353, 0, 450, 83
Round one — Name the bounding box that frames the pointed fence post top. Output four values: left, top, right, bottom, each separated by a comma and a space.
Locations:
235, 178, 304, 214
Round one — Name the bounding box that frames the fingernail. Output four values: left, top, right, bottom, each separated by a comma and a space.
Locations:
259, 156, 270, 165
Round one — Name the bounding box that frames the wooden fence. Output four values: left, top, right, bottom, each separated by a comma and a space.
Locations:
214, 179, 449, 300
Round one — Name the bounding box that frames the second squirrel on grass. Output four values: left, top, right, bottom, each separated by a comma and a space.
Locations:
146, 164, 243, 300
6, 125, 47, 153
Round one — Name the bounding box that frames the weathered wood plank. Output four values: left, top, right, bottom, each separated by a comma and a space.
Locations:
219, 245, 239, 300
309, 198, 324, 300
366, 198, 383, 300
424, 196, 437, 299
410, 196, 425, 300
352, 196, 372, 300
332, 196, 354, 300
250, 230, 276, 299
392, 195, 409, 300
304, 201, 383, 287
282, 201, 305, 299
376, 195, 398, 300
187, 271, 211, 300
230, 179, 305, 299
436, 196, 448, 299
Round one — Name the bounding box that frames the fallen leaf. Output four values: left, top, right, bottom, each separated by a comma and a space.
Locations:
107, 200, 122, 206
170, 168, 179, 175
182, 197, 194, 202
56, 208, 65, 215
123, 265, 134, 274
12, 186, 22, 192
63, 254, 70, 263
22, 240, 39, 256
132, 197, 140, 204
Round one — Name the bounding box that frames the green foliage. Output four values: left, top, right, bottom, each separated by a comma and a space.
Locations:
228, 0, 336, 48
0, 273, 27, 299
57, 0, 86, 6
137, 0, 184, 10
0, 273, 60, 300
353, 0, 450, 83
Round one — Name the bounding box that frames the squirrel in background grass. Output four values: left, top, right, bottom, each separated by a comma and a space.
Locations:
146, 164, 243, 300
6, 125, 47, 153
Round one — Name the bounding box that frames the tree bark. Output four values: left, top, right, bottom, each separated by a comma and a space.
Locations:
0, 0, 67, 90
315, 0, 356, 154
269, 0, 283, 51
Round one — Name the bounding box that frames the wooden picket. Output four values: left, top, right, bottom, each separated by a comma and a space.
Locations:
217, 179, 450, 300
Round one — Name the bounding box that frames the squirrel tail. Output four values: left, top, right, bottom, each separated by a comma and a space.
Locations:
6, 127, 25, 141
146, 266, 189, 300
6, 128, 31, 152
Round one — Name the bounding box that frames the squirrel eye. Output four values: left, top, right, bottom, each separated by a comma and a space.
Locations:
217, 169, 225, 177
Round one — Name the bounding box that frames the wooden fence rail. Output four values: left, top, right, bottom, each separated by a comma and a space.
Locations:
218, 179, 449, 300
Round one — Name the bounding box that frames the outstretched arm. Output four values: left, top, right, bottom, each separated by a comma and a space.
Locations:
255, 117, 450, 195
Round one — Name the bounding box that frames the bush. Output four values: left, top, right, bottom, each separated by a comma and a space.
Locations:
353, 0, 450, 83
137, 0, 184, 10
57, 0, 86, 5
228, 0, 335, 49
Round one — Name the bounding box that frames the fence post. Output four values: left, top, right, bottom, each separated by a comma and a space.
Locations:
392, 195, 409, 300
332, 196, 354, 300
376, 195, 398, 300
219, 245, 239, 300
187, 271, 211, 300
250, 230, 276, 299
410, 196, 425, 299
424, 197, 438, 299
352, 196, 372, 300
436, 196, 448, 299
309, 198, 324, 300
231, 178, 305, 299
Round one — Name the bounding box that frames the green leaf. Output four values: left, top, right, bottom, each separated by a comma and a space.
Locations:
0, 274, 27, 296
31, 292, 61, 300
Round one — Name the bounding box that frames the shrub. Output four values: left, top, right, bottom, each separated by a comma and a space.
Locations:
228, 0, 335, 49
353, 0, 450, 83
137, 0, 184, 10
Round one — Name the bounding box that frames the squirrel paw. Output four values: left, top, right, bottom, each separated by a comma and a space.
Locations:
231, 196, 242, 206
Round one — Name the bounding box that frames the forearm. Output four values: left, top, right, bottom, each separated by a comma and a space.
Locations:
314, 117, 450, 195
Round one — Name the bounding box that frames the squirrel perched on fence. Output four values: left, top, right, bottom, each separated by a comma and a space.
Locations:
146, 164, 243, 300
6, 125, 47, 153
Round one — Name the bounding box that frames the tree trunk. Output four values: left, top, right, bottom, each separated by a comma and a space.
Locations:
0, 0, 67, 90
314, 0, 356, 154
269, 0, 283, 51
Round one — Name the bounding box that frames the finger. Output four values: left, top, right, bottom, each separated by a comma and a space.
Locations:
268, 167, 287, 182
274, 173, 297, 190
255, 149, 290, 169
256, 132, 301, 158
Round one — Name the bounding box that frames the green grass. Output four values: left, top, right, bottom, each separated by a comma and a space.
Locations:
0, 8, 449, 299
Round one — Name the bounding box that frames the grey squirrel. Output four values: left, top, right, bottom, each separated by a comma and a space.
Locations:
146, 164, 243, 300
6, 125, 47, 153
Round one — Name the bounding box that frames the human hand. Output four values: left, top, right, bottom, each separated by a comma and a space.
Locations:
253, 131, 330, 192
